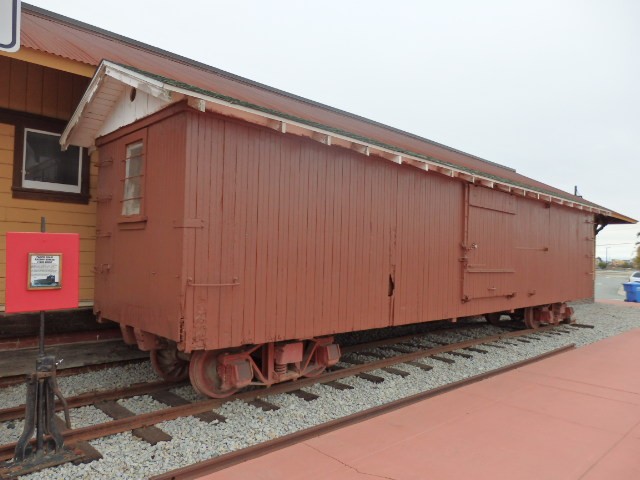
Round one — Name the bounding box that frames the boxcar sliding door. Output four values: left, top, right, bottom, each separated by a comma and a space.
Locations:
462, 185, 516, 302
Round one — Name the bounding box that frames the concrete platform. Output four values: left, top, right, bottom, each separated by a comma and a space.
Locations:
203, 328, 640, 480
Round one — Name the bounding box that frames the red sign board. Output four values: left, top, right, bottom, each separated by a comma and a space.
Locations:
6, 232, 79, 313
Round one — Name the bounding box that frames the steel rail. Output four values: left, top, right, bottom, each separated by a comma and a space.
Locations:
151, 344, 575, 480
0, 324, 571, 462
0, 380, 185, 423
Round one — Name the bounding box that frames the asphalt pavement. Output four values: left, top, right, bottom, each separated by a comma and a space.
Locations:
595, 270, 632, 300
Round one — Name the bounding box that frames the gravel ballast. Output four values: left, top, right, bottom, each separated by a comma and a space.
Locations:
1, 301, 638, 480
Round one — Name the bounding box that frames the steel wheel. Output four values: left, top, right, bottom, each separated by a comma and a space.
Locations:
523, 308, 541, 329
150, 347, 189, 382
189, 350, 239, 399
302, 363, 326, 378
484, 313, 501, 326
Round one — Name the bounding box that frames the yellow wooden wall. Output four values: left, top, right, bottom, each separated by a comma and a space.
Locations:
0, 56, 97, 307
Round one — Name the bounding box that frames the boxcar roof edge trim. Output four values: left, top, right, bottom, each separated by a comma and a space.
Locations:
62, 60, 635, 225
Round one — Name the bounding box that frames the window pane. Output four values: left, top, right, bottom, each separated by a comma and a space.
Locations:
24, 130, 81, 187
122, 198, 141, 216
126, 143, 143, 177
123, 176, 141, 200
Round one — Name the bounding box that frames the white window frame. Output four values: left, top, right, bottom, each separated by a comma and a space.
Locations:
22, 128, 83, 194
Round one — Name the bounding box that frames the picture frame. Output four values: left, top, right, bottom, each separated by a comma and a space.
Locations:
27, 253, 62, 290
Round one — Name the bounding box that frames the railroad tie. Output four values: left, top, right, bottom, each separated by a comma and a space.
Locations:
499, 326, 525, 332
94, 400, 171, 445
288, 390, 320, 402
481, 343, 506, 349
246, 399, 280, 411
384, 345, 414, 354
404, 361, 433, 372
322, 380, 354, 390
453, 331, 475, 338
53, 416, 102, 465
464, 347, 489, 354
362, 351, 387, 359
381, 367, 410, 377
568, 324, 595, 329
515, 338, 532, 343
149, 391, 226, 423
448, 351, 473, 359
356, 372, 385, 384
429, 355, 456, 364
343, 357, 366, 365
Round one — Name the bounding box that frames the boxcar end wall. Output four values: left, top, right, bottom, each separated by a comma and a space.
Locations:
94, 105, 595, 353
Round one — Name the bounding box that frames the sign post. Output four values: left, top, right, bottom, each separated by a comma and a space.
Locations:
5, 218, 79, 468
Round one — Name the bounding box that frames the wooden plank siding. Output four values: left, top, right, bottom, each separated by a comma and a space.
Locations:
0, 56, 96, 307
160, 110, 403, 350
1, 57, 89, 121
179, 110, 594, 350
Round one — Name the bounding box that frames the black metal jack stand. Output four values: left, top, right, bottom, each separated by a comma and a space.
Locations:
13, 315, 71, 461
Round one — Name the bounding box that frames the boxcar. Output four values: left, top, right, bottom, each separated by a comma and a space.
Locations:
63, 62, 623, 398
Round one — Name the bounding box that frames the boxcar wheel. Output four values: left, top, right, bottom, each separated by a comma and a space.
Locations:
302, 364, 326, 378
523, 308, 541, 329
189, 350, 239, 398
150, 347, 189, 382
484, 313, 501, 326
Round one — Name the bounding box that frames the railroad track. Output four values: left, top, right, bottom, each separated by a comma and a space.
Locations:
0, 320, 526, 425
0, 322, 584, 478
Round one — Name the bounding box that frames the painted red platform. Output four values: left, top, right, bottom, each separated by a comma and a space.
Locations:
203, 327, 640, 480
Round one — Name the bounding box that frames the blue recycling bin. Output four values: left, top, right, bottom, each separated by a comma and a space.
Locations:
623, 282, 640, 303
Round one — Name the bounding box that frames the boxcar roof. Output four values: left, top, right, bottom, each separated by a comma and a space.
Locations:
21, 3, 636, 225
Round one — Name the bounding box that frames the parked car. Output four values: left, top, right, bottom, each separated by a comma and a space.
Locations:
630, 271, 640, 283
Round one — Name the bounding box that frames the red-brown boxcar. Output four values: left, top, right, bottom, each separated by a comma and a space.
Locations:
63, 61, 633, 397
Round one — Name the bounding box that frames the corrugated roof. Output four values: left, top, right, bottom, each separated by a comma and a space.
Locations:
19, 3, 636, 224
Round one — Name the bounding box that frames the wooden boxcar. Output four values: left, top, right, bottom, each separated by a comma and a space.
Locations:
63, 62, 625, 397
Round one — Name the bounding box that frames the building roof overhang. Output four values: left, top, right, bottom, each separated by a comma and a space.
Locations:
61, 61, 636, 225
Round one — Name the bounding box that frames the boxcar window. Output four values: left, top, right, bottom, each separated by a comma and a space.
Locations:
22, 129, 83, 194
122, 141, 144, 216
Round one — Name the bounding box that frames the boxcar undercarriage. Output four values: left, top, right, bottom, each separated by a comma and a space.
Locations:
118, 302, 573, 398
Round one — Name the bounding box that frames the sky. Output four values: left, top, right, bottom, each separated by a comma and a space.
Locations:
25, 0, 640, 260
